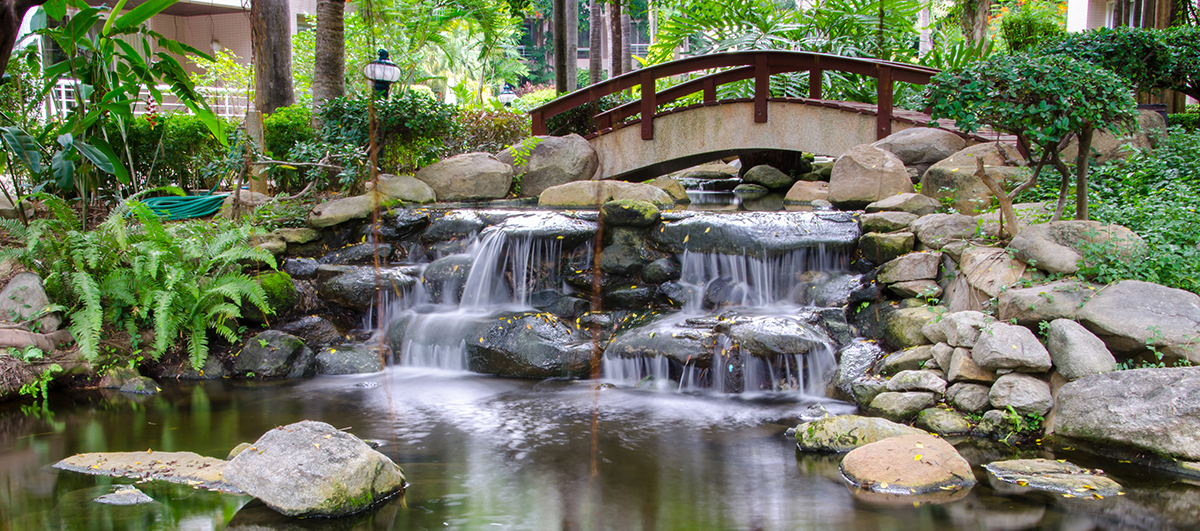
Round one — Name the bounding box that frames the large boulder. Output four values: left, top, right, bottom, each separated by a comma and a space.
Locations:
865, 193, 941, 217
872, 127, 967, 175
496, 134, 599, 197
830, 341, 886, 400
224, 420, 406, 517
945, 382, 991, 413
784, 181, 829, 204
465, 313, 591, 378
646, 176, 689, 203
997, 280, 1100, 326
859, 232, 914, 265
1060, 108, 1166, 164
0, 273, 60, 332
886, 370, 947, 394
307, 192, 384, 229
1053, 367, 1200, 461
877, 252, 942, 284
958, 246, 1026, 298
276, 315, 343, 349
1045, 319, 1115, 381
922, 310, 993, 348
370, 173, 436, 203
232, 331, 315, 378
988, 372, 1052, 416
972, 323, 1052, 372
869, 391, 936, 421
1077, 280, 1200, 364
884, 307, 937, 348
911, 213, 978, 249
317, 267, 419, 311
414, 152, 513, 201
742, 164, 794, 190
919, 142, 1025, 214
1008, 221, 1143, 275
984, 459, 1123, 497
828, 144, 914, 209
840, 434, 976, 494
604, 318, 713, 368
539, 181, 673, 208
727, 317, 832, 357
794, 415, 927, 452
600, 199, 660, 228
650, 211, 859, 259
860, 211, 918, 233
316, 345, 384, 375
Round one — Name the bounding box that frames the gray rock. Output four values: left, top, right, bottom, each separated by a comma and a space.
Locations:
282, 258, 319, 280
422, 211, 485, 242
598, 244, 648, 276
368, 209, 432, 243
930, 343, 954, 370
810, 199, 833, 210
959, 246, 1026, 298
0, 194, 33, 220
307, 192, 385, 229
945, 382, 991, 413
742, 164, 794, 190
220, 191, 271, 219
372, 173, 436, 203
877, 252, 942, 284
919, 142, 1025, 214
864, 192, 941, 217
888, 279, 940, 299
317, 267, 418, 311
828, 144, 914, 209
860, 211, 919, 233
997, 280, 1099, 326
974, 409, 1013, 439
119, 376, 159, 395
650, 211, 860, 259
539, 181, 674, 208
1053, 367, 1200, 461
646, 176, 689, 203
869, 391, 936, 421
947, 347, 996, 383
604, 317, 713, 368
972, 323, 1052, 372
1009, 221, 1143, 275
884, 306, 937, 349
233, 331, 315, 378
877, 344, 934, 375
783, 181, 829, 203
886, 370, 947, 394
795, 415, 927, 452
984, 459, 1122, 497
1046, 319, 1115, 381
0, 272, 60, 332
224, 420, 406, 517
911, 213, 978, 249
817, 307, 854, 346
496, 134, 599, 197
415, 152, 513, 201
851, 378, 888, 408
915, 407, 972, 435
797, 403, 833, 423
175, 354, 228, 380
988, 372, 1052, 416
276, 316, 343, 350
485, 212, 598, 248
873, 127, 967, 175
1060, 109, 1165, 164
922, 311, 994, 348
93, 485, 154, 505
316, 345, 384, 375
317, 242, 392, 265
859, 232, 914, 265
830, 341, 886, 401
1077, 280, 1200, 364
465, 313, 591, 378
602, 284, 656, 310
642, 258, 680, 284
841, 434, 976, 494
728, 317, 832, 358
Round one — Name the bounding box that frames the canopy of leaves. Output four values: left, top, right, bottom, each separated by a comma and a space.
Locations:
925, 53, 1136, 148
1162, 25, 1200, 102
1039, 27, 1175, 95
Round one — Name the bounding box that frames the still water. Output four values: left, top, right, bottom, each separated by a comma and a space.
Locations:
0, 368, 1197, 530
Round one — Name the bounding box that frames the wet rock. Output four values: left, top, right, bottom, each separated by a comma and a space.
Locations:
54, 451, 235, 493
860, 232, 915, 264
743, 164, 793, 190
817, 307, 854, 346
1077, 280, 1200, 364
972, 322, 1052, 372
946, 347, 996, 384
642, 258, 680, 284
997, 279, 1099, 326
539, 181, 674, 208
727, 317, 832, 358
371, 173, 436, 203
604, 317, 713, 367
276, 316, 343, 350
119, 376, 159, 395
877, 252, 941, 284
872, 127, 967, 175
915, 407, 972, 435
0, 273, 60, 332
989, 373, 1052, 416
878, 345, 934, 375
421, 211, 485, 242
93, 485, 153, 505
1053, 367, 1200, 461
828, 144, 914, 209
884, 306, 937, 348
865, 193, 941, 217
852, 378, 888, 408
860, 211, 918, 233
852, 301, 894, 340
97, 366, 139, 388
316, 345, 383, 375
840, 434, 976, 494
486, 212, 598, 248
307, 192, 385, 229
224, 420, 406, 517
886, 370, 947, 394
657, 282, 696, 307
797, 403, 833, 423
910, 213, 978, 250
1009, 221, 1143, 275
283, 258, 319, 280
869, 391, 936, 421
831, 341, 885, 401
1046, 319, 1115, 381
922, 311, 994, 348
415, 152, 513, 201
317, 267, 418, 311
465, 313, 591, 378
984, 459, 1122, 497
784, 180, 829, 203
945, 382, 991, 413
233, 331, 315, 378
795, 415, 927, 452
175, 354, 229, 379
546, 296, 589, 319
601, 199, 660, 228
599, 244, 648, 276
646, 176, 689, 203
650, 211, 860, 259
959, 246, 1026, 298
973, 409, 1015, 439
317, 243, 392, 265
496, 134, 599, 197
246, 271, 298, 324
602, 284, 655, 310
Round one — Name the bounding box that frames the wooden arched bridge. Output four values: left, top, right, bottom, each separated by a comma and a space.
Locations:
529, 51, 1010, 181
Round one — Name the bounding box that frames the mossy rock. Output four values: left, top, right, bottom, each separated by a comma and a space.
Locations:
247, 272, 298, 324
600, 199, 661, 228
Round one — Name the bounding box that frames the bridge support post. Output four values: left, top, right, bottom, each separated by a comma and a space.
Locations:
809, 69, 822, 100
754, 54, 769, 123
876, 65, 892, 140
640, 70, 656, 140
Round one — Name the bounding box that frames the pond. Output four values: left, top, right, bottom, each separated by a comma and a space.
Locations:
1, 368, 1197, 530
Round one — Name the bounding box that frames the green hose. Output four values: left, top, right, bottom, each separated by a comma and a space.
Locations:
140, 193, 230, 221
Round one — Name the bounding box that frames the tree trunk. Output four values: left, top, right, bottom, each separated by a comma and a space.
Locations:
589, 0, 601, 85
621, 12, 631, 73
0, 0, 46, 78
311, 0, 344, 126
553, 0, 568, 93
1074, 125, 1094, 221
610, 0, 623, 77
566, 0, 578, 91
962, 0, 992, 45
252, 0, 296, 115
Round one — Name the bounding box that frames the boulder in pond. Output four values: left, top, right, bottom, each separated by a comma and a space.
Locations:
496, 134, 599, 197
224, 420, 407, 517
985, 459, 1122, 498
841, 434, 976, 494
94, 485, 154, 505
465, 312, 591, 378
988, 372, 1052, 416
794, 414, 927, 452
233, 331, 315, 378
828, 144, 913, 209
1052, 367, 1200, 462
727, 317, 832, 358
414, 152, 513, 201
539, 181, 674, 208
1077, 280, 1200, 364
119, 376, 160, 395
915, 407, 971, 435
742, 164, 794, 190
317, 267, 418, 311
316, 345, 384, 375
784, 181, 829, 203
646, 176, 689, 203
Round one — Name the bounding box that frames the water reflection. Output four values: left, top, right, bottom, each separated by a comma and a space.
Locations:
0, 369, 1198, 530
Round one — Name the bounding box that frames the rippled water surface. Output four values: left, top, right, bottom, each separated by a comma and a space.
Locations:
0, 368, 1197, 530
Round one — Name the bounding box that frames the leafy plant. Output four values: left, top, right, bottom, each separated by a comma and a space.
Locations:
999, 1, 1065, 53
1040, 27, 1175, 96
19, 363, 62, 402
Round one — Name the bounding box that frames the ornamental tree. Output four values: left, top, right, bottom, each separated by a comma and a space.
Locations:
1038, 27, 1175, 96
926, 53, 1136, 221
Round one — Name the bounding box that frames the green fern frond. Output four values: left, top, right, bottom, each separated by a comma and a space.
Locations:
187, 321, 209, 370
67, 271, 103, 361
150, 290, 179, 359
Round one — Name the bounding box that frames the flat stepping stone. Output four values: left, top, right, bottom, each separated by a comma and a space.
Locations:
984, 458, 1122, 498
93, 485, 153, 505
54, 451, 238, 494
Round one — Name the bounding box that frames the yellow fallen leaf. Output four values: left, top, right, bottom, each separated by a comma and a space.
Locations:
314, 443, 320, 449
683, 235, 689, 243
914, 454, 922, 461
915, 442, 924, 448
704, 227, 711, 233
880, 482, 888, 489
1063, 494, 1074, 498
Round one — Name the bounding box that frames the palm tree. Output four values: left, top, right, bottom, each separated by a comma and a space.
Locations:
312, 0, 345, 125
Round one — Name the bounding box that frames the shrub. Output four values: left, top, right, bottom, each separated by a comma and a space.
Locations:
109, 113, 233, 192
1000, 2, 1065, 53
263, 105, 315, 159
1040, 27, 1176, 95
449, 109, 531, 155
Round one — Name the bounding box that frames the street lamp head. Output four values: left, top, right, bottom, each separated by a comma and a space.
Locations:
363, 49, 401, 97
497, 85, 517, 106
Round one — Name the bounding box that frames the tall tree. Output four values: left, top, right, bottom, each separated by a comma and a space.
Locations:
620, 10, 631, 73
252, 0, 295, 114
566, 0, 578, 90
610, 0, 623, 77
589, 0, 601, 84
311, 0, 345, 124
553, 0, 568, 93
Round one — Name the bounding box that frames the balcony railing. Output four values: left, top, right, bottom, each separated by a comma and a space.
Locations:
44, 79, 250, 121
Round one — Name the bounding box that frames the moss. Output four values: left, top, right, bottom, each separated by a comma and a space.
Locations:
257, 272, 298, 313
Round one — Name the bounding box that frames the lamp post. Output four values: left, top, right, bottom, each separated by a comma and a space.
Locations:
497, 85, 517, 106
363, 49, 401, 98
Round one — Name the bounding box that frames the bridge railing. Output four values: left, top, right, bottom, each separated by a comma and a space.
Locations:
529, 50, 940, 142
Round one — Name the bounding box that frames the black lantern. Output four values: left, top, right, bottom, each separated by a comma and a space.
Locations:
363, 49, 401, 97
497, 85, 517, 106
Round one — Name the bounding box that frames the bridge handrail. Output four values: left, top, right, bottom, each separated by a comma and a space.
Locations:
528, 50, 941, 141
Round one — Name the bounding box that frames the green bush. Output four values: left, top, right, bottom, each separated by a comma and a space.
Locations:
450, 108, 531, 155
263, 105, 315, 159
1040, 27, 1176, 95
109, 113, 233, 191
1171, 113, 1199, 131
1001, 3, 1065, 53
